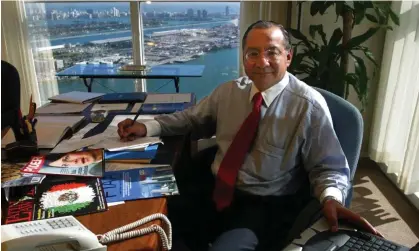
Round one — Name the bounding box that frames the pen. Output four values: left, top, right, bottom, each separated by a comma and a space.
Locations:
131, 105, 143, 126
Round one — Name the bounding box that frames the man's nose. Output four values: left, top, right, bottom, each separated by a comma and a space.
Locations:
254, 55, 270, 67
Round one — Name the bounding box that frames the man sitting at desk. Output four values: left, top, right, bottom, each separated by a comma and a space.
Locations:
117, 20, 380, 251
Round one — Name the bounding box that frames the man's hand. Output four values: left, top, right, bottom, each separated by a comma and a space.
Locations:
323, 199, 383, 237
117, 119, 147, 142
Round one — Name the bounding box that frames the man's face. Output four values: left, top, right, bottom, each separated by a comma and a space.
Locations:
49, 152, 96, 168
243, 27, 292, 91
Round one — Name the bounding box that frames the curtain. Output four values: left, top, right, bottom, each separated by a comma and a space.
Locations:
1, 1, 59, 109
238, 1, 290, 76
22, 2, 59, 105
369, 1, 419, 197
1, 1, 41, 113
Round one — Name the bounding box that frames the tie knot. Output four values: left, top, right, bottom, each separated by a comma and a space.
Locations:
252, 92, 263, 109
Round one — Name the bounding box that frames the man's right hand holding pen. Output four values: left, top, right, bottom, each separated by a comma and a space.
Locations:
117, 119, 147, 142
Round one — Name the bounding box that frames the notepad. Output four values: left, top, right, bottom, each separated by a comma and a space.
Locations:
49, 91, 105, 104
1, 116, 85, 149
144, 93, 192, 104
36, 103, 90, 114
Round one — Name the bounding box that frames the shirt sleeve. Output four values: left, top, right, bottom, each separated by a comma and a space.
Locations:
143, 120, 162, 137
302, 100, 350, 205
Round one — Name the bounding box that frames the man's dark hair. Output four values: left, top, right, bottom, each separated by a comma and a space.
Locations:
242, 20, 291, 51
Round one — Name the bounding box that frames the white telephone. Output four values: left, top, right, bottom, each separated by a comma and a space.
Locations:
1, 214, 172, 251
1, 216, 106, 251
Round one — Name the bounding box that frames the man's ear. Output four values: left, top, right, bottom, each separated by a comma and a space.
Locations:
286, 49, 293, 66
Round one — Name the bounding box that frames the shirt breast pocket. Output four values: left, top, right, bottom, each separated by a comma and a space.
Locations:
252, 142, 287, 180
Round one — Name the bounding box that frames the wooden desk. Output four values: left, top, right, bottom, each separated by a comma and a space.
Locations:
77, 198, 167, 251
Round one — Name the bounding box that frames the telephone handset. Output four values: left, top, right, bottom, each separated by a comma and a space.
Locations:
1, 216, 106, 251
1, 214, 172, 251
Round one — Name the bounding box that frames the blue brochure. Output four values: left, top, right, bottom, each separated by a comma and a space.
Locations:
102, 165, 179, 203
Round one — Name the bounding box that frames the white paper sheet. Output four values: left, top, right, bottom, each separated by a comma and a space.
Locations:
110, 115, 156, 127
144, 93, 191, 104
130, 103, 143, 113
50, 134, 106, 153
107, 201, 125, 207
91, 131, 161, 151
71, 123, 99, 140
91, 103, 129, 111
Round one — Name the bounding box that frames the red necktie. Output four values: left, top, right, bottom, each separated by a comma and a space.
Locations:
213, 92, 263, 211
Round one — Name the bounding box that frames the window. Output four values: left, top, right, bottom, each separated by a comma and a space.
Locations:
24, 2, 240, 103
139, 2, 240, 100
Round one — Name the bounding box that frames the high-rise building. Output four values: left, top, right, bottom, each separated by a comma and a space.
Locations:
197, 9, 201, 19
225, 6, 229, 16
187, 8, 194, 18
202, 9, 208, 18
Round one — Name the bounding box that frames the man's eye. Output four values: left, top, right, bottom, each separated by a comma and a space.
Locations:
267, 50, 280, 57
248, 52, 259, 57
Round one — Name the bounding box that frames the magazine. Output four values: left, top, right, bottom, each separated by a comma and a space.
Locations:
1, 162, 46, 188
102, 165, 179, 203
21, 149, 105, 177
2, 177, 108, 224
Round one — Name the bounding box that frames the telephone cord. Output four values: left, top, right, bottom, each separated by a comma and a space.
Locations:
97, 213, 172, 250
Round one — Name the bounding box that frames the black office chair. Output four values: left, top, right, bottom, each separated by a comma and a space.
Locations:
1, 60, 21, 130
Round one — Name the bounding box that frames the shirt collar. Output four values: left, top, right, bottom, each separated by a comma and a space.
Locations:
249, 71, 289, 107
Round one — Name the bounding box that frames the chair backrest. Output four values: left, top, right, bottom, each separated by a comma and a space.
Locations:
1, 60, 21, 129
314, 87, 363, 206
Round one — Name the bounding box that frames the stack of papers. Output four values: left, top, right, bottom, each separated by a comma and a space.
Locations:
36, 103, 90, 114
49, 91, 105, 104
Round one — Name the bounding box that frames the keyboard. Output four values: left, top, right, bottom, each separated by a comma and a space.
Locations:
302, 230, 410, 251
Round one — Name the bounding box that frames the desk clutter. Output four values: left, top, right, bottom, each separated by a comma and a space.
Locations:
1, 90, 194, 227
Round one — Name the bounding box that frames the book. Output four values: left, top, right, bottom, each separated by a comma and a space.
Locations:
1, 162, 46, 188
2, 177, 108, 224
102, 165, 179, 203
36, 103, 90, 114
1, 116, 85, 148
21, 149, 105, 177
49, 91, 105, 104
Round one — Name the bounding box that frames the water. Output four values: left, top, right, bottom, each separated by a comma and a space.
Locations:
48, 20, 234, 46
58, 48, 239, 101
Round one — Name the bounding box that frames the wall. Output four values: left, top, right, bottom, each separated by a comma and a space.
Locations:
298, 2, 387, 155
